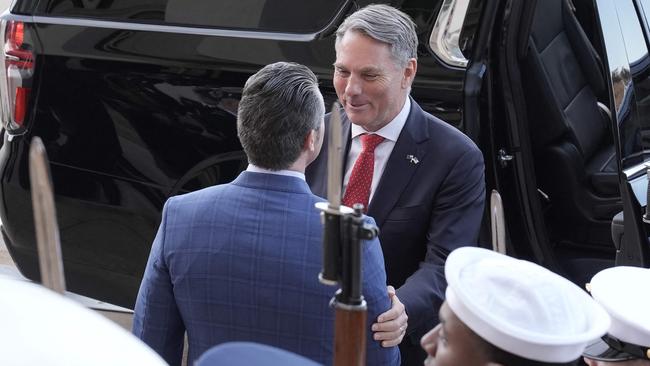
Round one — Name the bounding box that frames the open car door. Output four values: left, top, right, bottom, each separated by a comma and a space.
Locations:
488, 0, 650, 287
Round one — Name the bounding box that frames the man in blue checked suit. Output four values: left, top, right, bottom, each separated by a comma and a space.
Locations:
132, 62, 400, 366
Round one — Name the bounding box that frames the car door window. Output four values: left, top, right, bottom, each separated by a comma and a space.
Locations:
639, 0, 650, 28
597, 0, 649, 170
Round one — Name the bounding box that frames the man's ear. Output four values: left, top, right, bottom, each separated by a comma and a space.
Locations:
401, 58, 417, 89
303, 129, 316, 152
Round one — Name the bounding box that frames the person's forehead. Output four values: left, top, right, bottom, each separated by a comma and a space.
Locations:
334, 39, 398, 74
442, 301, 488, 353
340, 29, 388, 44
441, 302, 467, 333
336, 31, 391, 56
439, 301, 451, 321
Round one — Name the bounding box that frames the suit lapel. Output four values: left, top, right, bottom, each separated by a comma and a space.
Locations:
367, 100, 430, 226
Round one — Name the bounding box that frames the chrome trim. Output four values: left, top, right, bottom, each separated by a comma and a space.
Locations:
623, 162, 650, 179
537, 188, 550, 202
329, 297, 367, 311
0, 13, 33, 23
497, 148, 513, 167
597, 101, 612, 122
30, 15, 319, 42
429, 0, 470, 68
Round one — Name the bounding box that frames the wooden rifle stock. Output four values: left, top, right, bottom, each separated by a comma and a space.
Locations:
316, 202, 378, 366
334, 303, 367, 366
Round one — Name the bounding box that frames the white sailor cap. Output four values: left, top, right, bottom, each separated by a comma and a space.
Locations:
0, 275, 167, 366
445, 247, 610, 363
583, 266, 650, 362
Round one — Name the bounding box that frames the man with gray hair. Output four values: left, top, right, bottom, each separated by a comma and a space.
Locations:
307, 5, 486, 365
133, 62, 400, 366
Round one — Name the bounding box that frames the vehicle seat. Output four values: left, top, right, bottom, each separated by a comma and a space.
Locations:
522, 0, 620, 246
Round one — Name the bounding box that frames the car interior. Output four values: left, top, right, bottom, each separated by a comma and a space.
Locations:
504, 0, 621, 285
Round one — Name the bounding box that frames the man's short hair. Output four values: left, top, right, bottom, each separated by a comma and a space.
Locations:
237, 62, 324, 170
335, 4, 418, 67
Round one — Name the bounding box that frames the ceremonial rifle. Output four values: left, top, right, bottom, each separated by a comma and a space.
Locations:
29, 136, 66, 293
315, 103, 379, 366
490, 190, 506, 254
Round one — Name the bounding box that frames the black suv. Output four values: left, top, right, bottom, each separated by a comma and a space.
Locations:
1, 0, 649, 308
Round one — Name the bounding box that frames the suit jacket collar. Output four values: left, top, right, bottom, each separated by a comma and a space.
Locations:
233, 171, 313, 195
367, 97, 430, 226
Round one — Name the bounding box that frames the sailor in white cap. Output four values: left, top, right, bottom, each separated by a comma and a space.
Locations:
0, 275, 167, 366
420, 247, 610, 366
582, 266, 650, 366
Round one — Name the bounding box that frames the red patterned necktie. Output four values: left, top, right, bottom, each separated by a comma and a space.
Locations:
342, 134, 385, 211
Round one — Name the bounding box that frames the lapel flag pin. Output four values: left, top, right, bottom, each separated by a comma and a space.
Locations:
406, 154, 419, 165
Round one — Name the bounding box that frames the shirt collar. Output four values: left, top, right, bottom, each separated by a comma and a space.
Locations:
350, 97, 410, 141
246, 164, 306, 181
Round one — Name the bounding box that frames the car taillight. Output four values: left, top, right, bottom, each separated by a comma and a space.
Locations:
1, 20, 34, 132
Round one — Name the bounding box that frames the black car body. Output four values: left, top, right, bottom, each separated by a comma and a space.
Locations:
0, 0, 648, 308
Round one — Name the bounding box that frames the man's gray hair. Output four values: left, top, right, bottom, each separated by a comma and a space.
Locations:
336, 4, 418, 67
237, 62, 324, 170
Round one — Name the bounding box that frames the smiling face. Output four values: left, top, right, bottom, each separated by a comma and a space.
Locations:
422, 302, 495, 366
333, 30, 416, 132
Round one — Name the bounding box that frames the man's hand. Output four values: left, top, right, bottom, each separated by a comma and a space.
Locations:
371, 285, 408, 347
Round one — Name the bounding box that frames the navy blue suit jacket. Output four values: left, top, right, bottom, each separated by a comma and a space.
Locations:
132, 171, 399, 366
306, 99, 486, 342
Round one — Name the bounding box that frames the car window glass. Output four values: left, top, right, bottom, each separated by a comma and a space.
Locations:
459, 0, 484, 56
630, 0, 650, 170
37, 0, 348, 33
597, 0, 649, 169
639, 0, 650, 26
620, 1, 648, 64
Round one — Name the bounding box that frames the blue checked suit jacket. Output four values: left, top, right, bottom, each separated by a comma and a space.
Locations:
132, 171, 400, 366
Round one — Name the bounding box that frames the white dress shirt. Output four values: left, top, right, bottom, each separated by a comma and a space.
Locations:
246, 164, 306, 181
343, 98, 411, 203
